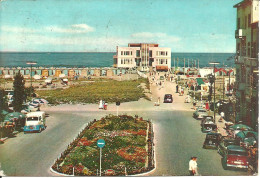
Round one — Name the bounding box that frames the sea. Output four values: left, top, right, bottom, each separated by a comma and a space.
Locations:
0, 52, 236, 68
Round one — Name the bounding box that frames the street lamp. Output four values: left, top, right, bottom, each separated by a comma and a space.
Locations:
209, 62, 220, 123
26, 61, 37, 97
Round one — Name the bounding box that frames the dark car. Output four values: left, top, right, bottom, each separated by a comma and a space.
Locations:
218, 137, 240, 157
201, 116, 214, 127
201, 121, 217, 133
164, 94, 173, 103
222, 145, 249, 170
203, 132, 222, 149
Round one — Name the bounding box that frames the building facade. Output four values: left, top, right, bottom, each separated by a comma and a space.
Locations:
113, 43, 171, 70
234, 0, 259, 129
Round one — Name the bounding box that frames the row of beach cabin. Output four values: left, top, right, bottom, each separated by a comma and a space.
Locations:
0, 67, 130, 78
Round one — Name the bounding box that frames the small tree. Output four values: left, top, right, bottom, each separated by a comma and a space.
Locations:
0, 88, 8, 138
13, 72, 26, 112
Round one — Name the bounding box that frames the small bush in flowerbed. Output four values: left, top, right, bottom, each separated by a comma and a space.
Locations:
52, 114, 154, 176
37, 78, 149, 104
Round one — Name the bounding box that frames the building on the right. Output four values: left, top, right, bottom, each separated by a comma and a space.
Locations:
233, 0, 259, 129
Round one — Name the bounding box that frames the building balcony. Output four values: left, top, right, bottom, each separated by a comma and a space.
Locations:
113, 55, 117, 58
235, 56, 245, 64
235, 29, 245, 39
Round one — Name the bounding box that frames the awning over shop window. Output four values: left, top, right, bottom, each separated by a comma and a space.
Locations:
156, 66, 168, 71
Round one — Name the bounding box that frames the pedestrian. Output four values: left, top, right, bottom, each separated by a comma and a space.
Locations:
193, 101, 197, 110
189, 157, 198, 176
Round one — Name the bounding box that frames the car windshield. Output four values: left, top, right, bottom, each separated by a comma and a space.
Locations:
165, 95, 172, 99
27, 117, 39, 121
228, 150, 247, 156
199, 110, 206, 112
224, 140, 240, 147
206, 135, 218, 139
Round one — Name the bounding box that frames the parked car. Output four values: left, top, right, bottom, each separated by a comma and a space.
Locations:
203, 132, 222, 149
24, 111, 46, 133
164, 94, 173, 103
201, 121, 217, 133
201, 116, 214, 127
218, 137, 240, 157
222, 145, 249, 170
193, 108, 208, 119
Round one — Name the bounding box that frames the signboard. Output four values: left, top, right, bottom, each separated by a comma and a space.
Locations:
97, 139, 105, 148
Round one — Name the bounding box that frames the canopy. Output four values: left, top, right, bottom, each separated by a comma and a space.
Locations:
196, 78, 205, 86
156, 66, 168, 71
4, 112, 26, 122
236, 131, 258, 140
33, 75, 41, 80
229, 124, 253, 131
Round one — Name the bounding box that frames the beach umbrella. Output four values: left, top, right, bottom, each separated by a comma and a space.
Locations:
236, 130, 258, 140
229, 124, 253, 131
33, 75, 41, 80
243, 137, 257, 146
1, 110, 9, 116
4, 112, 26, 122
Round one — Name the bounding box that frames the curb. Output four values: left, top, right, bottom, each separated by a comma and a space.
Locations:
50, 119, 157, 177
129, 123, 157, 176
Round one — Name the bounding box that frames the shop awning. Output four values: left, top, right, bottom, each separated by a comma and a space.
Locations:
156, 66, 168, 71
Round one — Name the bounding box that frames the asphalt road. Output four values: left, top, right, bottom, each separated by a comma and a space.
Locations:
0, 109, 251, 176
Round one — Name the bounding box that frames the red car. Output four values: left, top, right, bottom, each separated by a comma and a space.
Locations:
222, 145, 249, 170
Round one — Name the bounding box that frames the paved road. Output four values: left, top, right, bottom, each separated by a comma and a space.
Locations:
0, 110, 250, 176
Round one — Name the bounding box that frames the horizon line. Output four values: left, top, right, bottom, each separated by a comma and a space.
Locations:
0, 51, 236, 53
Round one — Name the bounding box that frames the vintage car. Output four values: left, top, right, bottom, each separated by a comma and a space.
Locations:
203, 132, 222, 149
24, 111, 46, 133
164, 94, 173, 103
185, 95, 191, 103
222, 145, 249, 170
201, 121, 217, 133
193, 108, 208, 119
201, 116, 213, 127
218, 137, 240, 157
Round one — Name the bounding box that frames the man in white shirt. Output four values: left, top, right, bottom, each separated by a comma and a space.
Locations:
189, 157, 198, 176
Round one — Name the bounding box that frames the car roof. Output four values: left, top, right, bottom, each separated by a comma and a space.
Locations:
204, 121, 215, 124
227, 145, 246, 152
165, 94, 172, 96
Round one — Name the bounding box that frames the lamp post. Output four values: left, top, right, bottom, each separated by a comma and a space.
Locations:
209, 62, 220, 123
26, 61, 37, 97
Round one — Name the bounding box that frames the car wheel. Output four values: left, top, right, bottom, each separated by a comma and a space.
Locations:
222, 158, 228, 170
39, 128, 42, 133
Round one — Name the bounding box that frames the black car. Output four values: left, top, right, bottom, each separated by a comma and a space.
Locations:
218, 136, 240, 157
164, 94, 173, 103
203, 132, 222, 149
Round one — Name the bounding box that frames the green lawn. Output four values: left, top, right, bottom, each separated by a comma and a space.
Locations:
36, 78, 149, 104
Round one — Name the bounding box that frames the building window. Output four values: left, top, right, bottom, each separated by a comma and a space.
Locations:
136, 50, 140, 57
166, 59, 167, 64
121, 59, 123, 64
237, 18, 240, 29
248, 14, 251, 27
166, 51, 168, 56
121, 51, 123, 55
131, 51, 132, 55
149, 50, 152, 57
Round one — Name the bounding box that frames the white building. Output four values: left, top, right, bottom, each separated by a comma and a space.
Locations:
113, 43, 171, 71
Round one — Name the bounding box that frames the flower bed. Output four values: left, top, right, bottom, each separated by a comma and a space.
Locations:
51, 115, 155, 176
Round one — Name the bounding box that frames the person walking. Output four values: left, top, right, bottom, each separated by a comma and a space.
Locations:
189, 157, 198, 176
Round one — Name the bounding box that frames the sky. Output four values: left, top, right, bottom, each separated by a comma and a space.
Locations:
0, 0, 241, 52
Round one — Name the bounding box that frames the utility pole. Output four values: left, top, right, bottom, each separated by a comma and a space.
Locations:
184, 58, 185, 75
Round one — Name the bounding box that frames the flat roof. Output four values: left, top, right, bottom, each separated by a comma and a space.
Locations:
233, 0, 251, 8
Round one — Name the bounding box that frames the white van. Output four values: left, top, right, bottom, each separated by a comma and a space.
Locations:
24, 111, 46, 133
